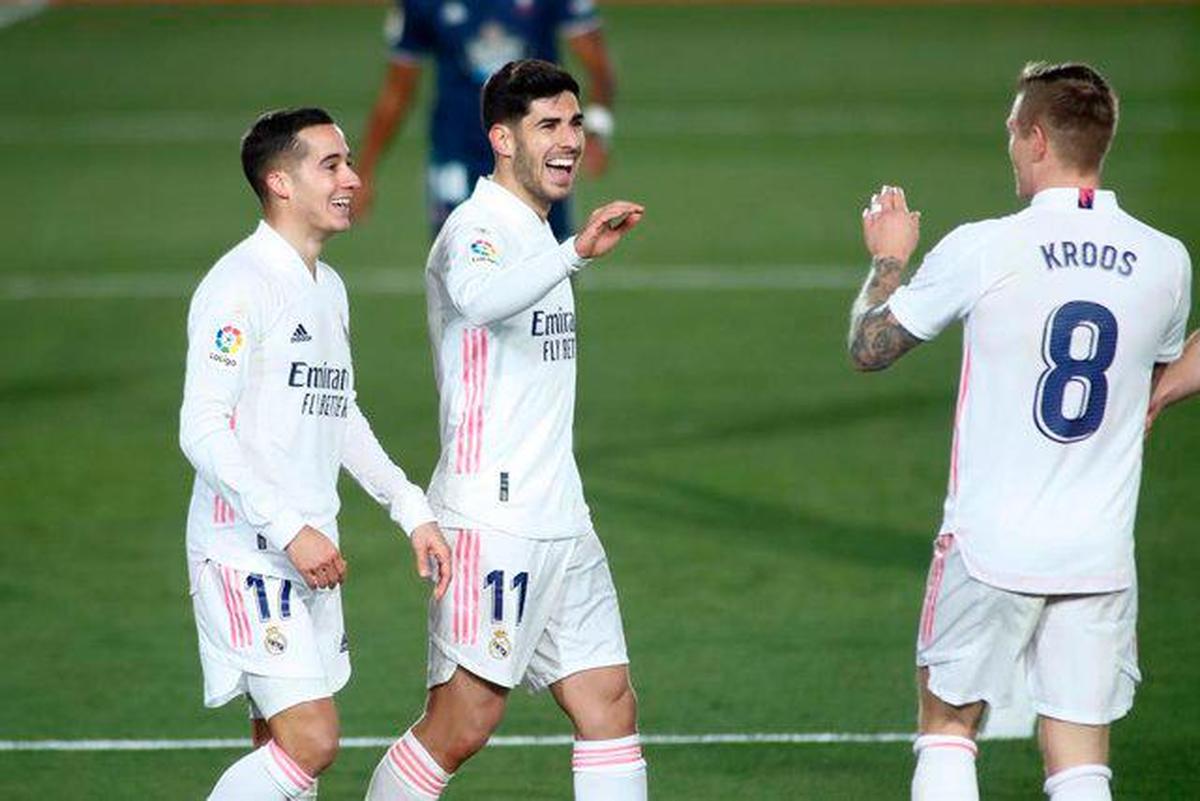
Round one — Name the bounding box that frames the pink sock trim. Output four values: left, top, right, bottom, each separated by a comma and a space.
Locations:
267, 740, 314, 792
913, 734, 978, 758
572, 735, 646, 771
386, 732, 449, 798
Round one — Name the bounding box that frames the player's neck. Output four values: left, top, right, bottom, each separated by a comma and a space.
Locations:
491, 170, 551, 220
1029, 166, 1102, 197
263, 213, 324, 278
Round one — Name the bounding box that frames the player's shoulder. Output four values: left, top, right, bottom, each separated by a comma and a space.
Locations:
1111, 207, 1190, 262
192, 231, 279, 308
929, 216, 1010, 260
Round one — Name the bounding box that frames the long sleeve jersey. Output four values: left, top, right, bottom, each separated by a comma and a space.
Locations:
181, 221, 434, 588
425, 178, 592, 539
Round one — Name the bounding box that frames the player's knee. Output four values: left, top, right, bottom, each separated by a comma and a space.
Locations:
287, 726, 340, 775
443, 697, 505, 763
572, 677, 638, 739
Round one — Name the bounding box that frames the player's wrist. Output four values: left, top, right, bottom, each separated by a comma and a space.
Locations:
583, 105, 614, 143
564, 237, 593, 271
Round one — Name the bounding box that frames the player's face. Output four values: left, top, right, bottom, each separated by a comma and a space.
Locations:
1006, 94, 1036, 199
510, 92, 585, 210
284, 124, 361, 235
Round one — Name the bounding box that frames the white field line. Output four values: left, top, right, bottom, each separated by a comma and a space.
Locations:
0, 728, 1038, 752
0, 732, 919, 753
0, 266, 860, 301
0, 0, 45, 31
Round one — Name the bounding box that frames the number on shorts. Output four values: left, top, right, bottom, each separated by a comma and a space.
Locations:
483, 570, 530, 625
1033, 300, 1118, 443
244, 574, 292, 622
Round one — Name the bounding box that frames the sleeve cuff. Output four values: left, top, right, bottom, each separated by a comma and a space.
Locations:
561, 237, 591, 273
885, 292, 934, 342
390, 490, 437, 537
263, 510, 307, 552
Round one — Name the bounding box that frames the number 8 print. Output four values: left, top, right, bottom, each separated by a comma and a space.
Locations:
1033, 300, 1119, 443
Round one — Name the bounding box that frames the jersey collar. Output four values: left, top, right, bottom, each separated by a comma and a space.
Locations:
1029, 187, 1119, 212
473, 177, 554, 236
252, 220, 328, 285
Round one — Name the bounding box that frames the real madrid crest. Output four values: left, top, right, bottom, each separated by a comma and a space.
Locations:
488, 627, 512, 660
264, 625, 288, 656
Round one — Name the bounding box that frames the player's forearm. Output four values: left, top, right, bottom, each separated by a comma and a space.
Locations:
847, 256, 918, 371
341, 403, 436, 534
1153, 330, 1200, 409
571, 29, 615, 108
454, 239, 587, 325
180, 421, 306, 549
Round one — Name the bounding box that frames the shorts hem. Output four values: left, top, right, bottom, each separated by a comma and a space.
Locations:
1032, 699, 1132, 726
428, 635, 521, 691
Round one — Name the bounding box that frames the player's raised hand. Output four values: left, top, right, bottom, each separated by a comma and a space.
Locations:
863, 184, 921, 264
285, 525, 348, 590
410, 521, 452, 600
574, 200, 645, 260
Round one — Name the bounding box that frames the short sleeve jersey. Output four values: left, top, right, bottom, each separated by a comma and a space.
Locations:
889, 188, 1191, 594
425, 178, 591, 538
388, 0, 600, 171
181, 222, 358, 585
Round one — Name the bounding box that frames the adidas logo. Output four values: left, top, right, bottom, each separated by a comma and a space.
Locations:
290, 323, 312, 343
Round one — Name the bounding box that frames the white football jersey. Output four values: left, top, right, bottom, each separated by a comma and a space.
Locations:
425, 178, 592, 539
890, 188, 1191, 593
181, 221, 434, 588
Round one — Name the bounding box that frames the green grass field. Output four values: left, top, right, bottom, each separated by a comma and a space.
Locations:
2, 2, 1199, 798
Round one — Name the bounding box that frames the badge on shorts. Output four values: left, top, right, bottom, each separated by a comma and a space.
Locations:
488, 627, 512, 660
264, 625, 288, 656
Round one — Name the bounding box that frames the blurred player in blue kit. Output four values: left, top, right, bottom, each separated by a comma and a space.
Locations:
354, 0, 617, 240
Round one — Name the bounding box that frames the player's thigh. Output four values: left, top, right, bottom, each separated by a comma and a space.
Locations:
428, 528, 573, 690
1027, 587, 1138, 727
915, 534, 1042, 711
527, 531, 630, 695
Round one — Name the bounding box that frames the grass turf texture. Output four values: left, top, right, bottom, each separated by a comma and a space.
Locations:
1, 3, 1199, 799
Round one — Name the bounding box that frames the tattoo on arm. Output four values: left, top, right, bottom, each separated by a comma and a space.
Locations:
847, 256, 923, 371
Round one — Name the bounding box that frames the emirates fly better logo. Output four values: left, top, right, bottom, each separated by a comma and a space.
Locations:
214, 325, 244, 355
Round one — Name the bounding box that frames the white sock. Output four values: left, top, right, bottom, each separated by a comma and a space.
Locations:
365, 728, 452, 800
911, 734, 979, 801
1044, 764, 1113, 800
208, 740, 315, 800
572, 734, 648, 801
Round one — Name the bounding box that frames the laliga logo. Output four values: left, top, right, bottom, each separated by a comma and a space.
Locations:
215, 325, 244, 355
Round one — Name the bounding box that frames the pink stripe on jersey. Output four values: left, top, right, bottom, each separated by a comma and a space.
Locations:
471, 330, 488, 473
948, 345, 972, 497
455, 331, 471, 474
268, 740, 314, 791
919, 534, 953, 647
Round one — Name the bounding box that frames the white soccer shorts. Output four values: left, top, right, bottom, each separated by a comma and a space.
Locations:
916, 534, 1139, 725
428, 528, 629, 691
191, 560, 350, 718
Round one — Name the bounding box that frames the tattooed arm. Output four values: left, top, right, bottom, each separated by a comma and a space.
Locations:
848, 185, 924, 371
848, 256, 922, 371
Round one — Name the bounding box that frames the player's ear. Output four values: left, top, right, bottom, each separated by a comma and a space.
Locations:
265, 169, 292, 202
489, 123, 515, 159
1030, 123, 1050, 163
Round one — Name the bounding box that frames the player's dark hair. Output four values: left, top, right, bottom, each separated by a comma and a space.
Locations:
481, 59, 580, 129
1015, 62, 1118, 173
240, 107, 335, 204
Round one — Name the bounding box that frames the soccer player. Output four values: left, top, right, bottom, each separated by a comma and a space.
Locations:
363, 60, 646, 801
180, 107, 452, 801
847, 63, 1191, 801
353, 0, 616, 239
